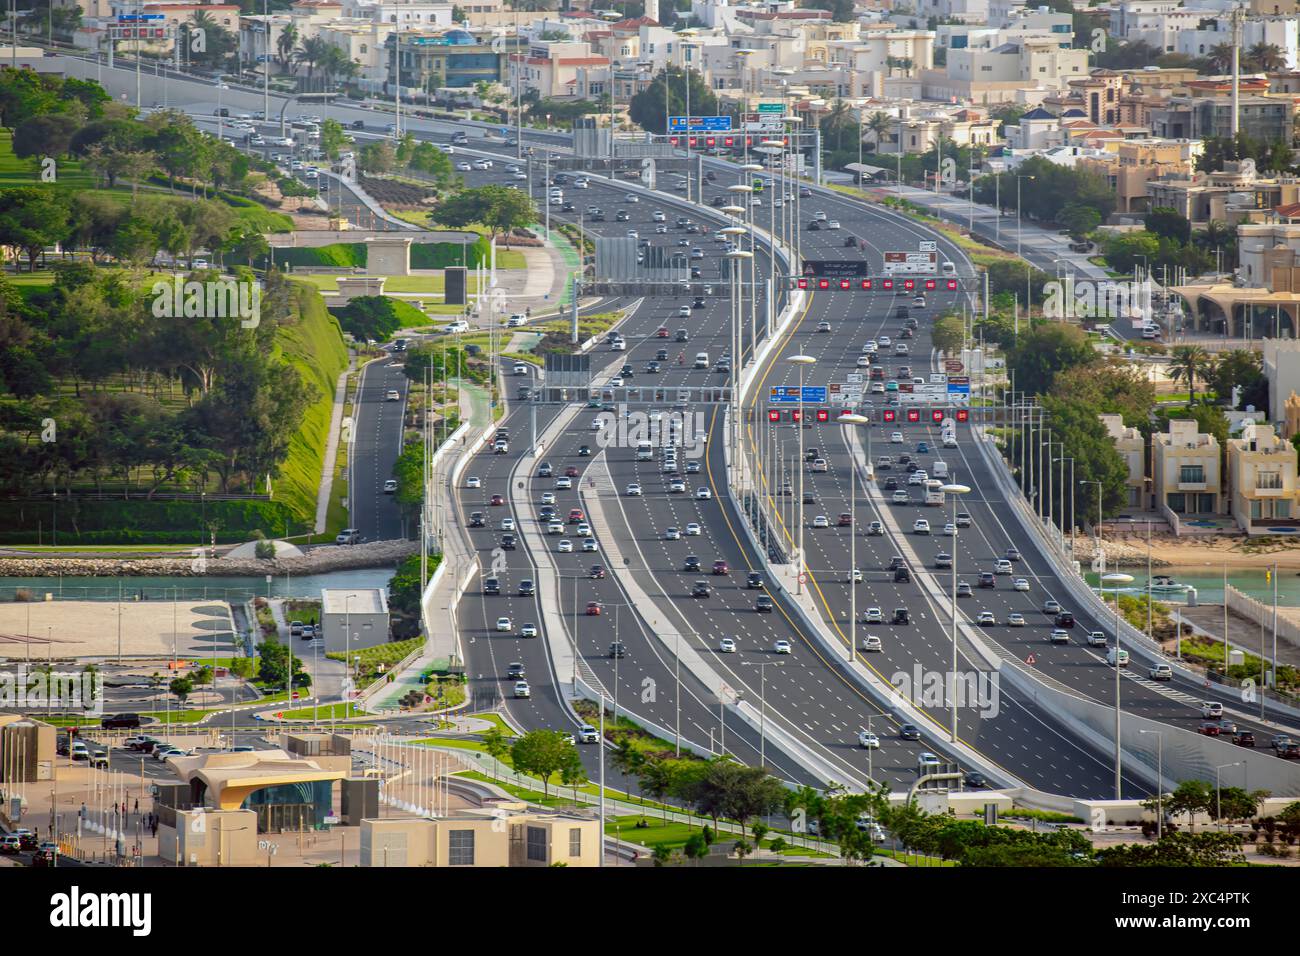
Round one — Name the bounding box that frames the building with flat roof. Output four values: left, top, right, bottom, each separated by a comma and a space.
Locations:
1100, 413, 1148, 507
362, 808, 601, 866
1153, 419, 1223, 532
166, 748, 350, 832
320, 587, 390, 652
0, 715, 56, 784
1227, 421, 1300, 534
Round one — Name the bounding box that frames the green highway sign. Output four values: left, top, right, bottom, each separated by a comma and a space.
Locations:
757, 103, 783, 114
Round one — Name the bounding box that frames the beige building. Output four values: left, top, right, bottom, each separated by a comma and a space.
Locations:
0, 715, 57, 784
1264, 339, 1300, 437
1076, 139, 1198, 215
361, 807, 600, 866
1100, 413, 1147, 507
1153, 419, 1223, 529
1227, 421, 1300, 533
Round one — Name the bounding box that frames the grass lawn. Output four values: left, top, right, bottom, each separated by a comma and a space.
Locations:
454, 769, 580, 809
277, 701, 367, 720
0, 129, 116, 196
467, 712, 518, 736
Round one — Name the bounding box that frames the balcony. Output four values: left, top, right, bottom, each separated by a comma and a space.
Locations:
1252, 485, 1288, 497
1177, 481, 1208, 491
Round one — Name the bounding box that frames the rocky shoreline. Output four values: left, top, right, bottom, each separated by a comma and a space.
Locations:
0, 539, 419, 577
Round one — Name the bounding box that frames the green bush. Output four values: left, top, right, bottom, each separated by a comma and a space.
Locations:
264, 236, 492, 272
0, 497, 296, 545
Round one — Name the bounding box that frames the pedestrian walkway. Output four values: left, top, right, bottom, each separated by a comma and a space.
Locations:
314, 358, 354, 534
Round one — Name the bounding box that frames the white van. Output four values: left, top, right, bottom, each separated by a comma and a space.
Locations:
942, 261, 956, 275
636, 441, 654, 461
445, 320, 469, 333
694, 352, 709, 369
932, 461, 949, 479
1106, 647, 1130, 667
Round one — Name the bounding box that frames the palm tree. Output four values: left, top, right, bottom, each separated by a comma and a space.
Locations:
1208, 43, 1236, 74
294, 36, 330, 81
276, 24, 298, 74
867, 111, 893, 151
1248, 42, 1286, 73
1168, 345, 1214, 405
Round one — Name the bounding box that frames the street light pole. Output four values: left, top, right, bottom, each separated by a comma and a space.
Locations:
942, 483, 971, 743
788, 355, 816, 595
840, 413, 869, 662
1139, 729, 1163, 839
1102, 572, 1134, 799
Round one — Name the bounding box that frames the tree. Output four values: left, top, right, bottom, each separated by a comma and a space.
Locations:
319, 118, 347, 160
430, 184, 536, 247
0, 188, 69, 271
866, 111, 893, 150
481, 727, 511, 781
800, 0, 854, 21
1208, 349, 1266, 411
229, 657, 256, 680
1145, 206, 1192, 246
275, 24, 299, 73
1058, 202, 1101, 239
169, 675, 194, 705
611, 738, 647, 804
1005, 321, 1098, 397
294, 36, 331, 80
627, 66, 720, 136
510, 729, 575, 796
1207, 43, 1235, 74
682, 832, 708, 865
733, 839, 752, 865
12, 112, 78, 159
931, 312, 964, 355
1248, 42, 1286, 73
1161, 780, 1214, 832
1167, 345, 1215, 406
358, 140, 395, 175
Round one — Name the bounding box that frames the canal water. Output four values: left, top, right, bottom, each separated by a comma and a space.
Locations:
0, 569, 394, 603
1084, 568, 1300, 607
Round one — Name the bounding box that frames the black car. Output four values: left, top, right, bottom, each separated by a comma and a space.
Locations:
746, 571, 765, 589
807, 220, 822, 231
470, 512, 485, 527
899, 723, 921, 740
892, 608, 910, 625
710, 196, 726, 207
507, 662, 526, 679
350, 119, 366, 130
684, 556, 702, 572
609, 642, 626, 659
888, 556, 907, 571
803, 492, 816, 505
893, 566, 911, 583
501, 534, 517, 550
101, 713, 140, 730
578, 445, 591, 456
646, 361, 662, 373
1232, 731, 1257, 748
620, 365, 634, 378
518, 579, 535, 596
755, 596, 773, 613
978, 572, 995, 588
964, 772, 988, 789
656, 348, 669, 361
539, 506, 555, 521
675, 330, 689, 342
483, 577, 501, 595
1055, 611, 1075, 629
884, 477, 899, 490
805, 448, 820, 462
691, 581, 711, 598
692, 296, 706, 309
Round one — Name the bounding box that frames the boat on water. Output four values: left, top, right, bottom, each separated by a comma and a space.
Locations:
1148, 575, 1191, 593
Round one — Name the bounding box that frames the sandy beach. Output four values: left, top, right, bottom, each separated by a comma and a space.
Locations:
1085, 533, 1300, 571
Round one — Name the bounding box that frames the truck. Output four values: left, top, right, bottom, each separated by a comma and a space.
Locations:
636, 441, 654, 461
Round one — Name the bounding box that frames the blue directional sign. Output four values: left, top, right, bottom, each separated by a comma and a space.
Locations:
769, 385, 827, 404
947, 376, 970, 395
669, 115, 732, 132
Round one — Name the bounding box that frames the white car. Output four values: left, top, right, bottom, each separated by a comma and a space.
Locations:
773, 640, 792, 655
942, 523, 957, 536
976, 611, 996, 626
557, 539, 573, 553
1049, 629, 1070, 644
501, 517, 516, 531
669, 479, 686, 493
513, 680, 531, 699
1013, 578, 1030, 592
575, 523, 591, 536
578, 724, 599, 743
541, 492, 556, 505
857, 731, 880, 749
626, 483, 642, 496
520, 623, 538, 638
1043, 600, 1063, 614
677, 306, 692, 318
664, 527, 680, 540
383, 479, 398, 493
582, 538, 598, 552
547, 521, 564, 534
849, 568, 863, 583
719, 637, 737, 653
696, 488, 712, 500
863, 607, 883, 624
624, 193, 639, 203
813, 515, 829, 529
591, 418, 606, 431
892, 490, 910, 504
684, 523, 702, 536
1008, 613, 1026, 627
653, 210, 666, 222
513, 363, 529, 375
456, 161, 472, 171
917, 752, 941, 773
495, 617, 512, 632
827, 220, 841, 230
890, 432, 904, 444
556, 476, 573, 490
466, 476, 481, 489
861, 635, 882, 653
913, 519, 930, 535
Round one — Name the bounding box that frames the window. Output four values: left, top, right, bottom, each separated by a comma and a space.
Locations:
526, 826, 547, 863
1180, 465, 1205, 484
1258, 471, 1283, 490
448, 829, 475, 865
569, 827, 582, 857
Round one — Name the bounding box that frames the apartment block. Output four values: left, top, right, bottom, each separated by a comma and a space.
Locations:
1227, 422, 1300, 533
1100, 413, 1148, 507
1153, 419, 1223, 528
1263, 339, 1300, 438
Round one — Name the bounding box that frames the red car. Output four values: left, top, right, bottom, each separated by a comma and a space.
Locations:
490, 494, 505, 506
565, 466, 580, 478
838, 513, 852, 527
568, 509, 585, 523
590, 565, 606, 579
586, 602, 602, 616
1198, 721, 1223, 737
656, 327, 669, 338
712, 560, 729, 575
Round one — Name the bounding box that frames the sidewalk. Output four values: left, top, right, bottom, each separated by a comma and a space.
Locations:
314, 358, 354, 535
